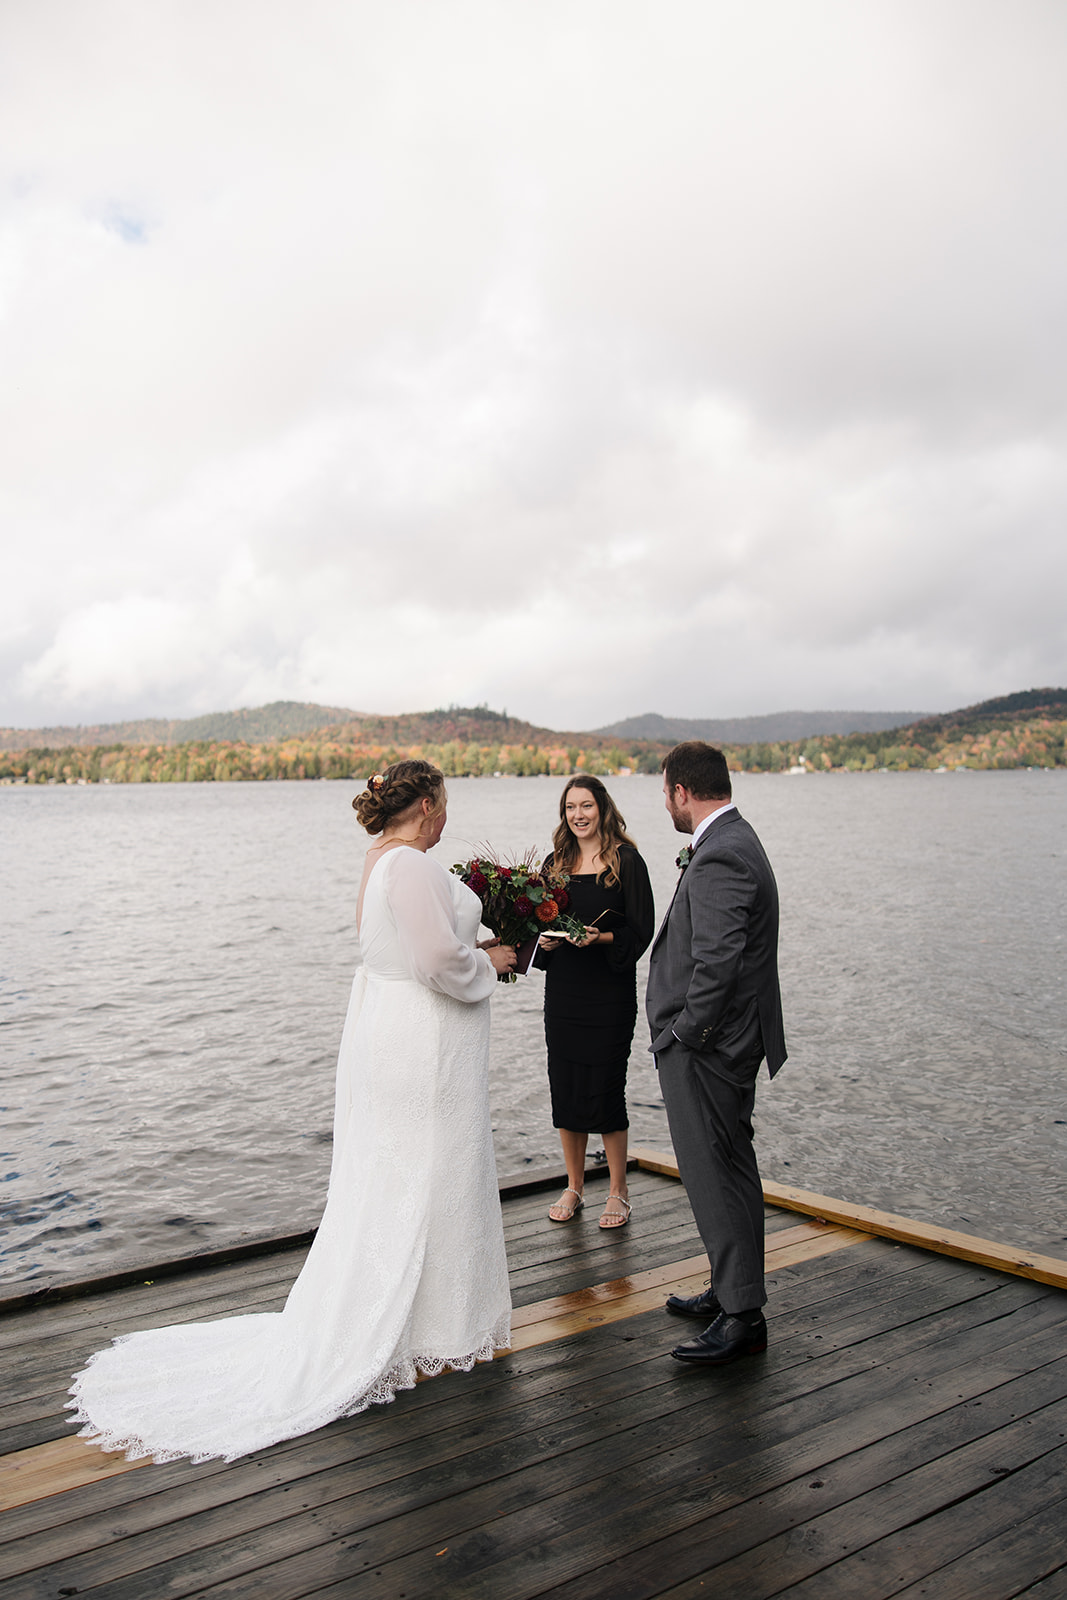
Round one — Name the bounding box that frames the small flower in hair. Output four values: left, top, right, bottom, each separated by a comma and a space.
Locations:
676, 846, 693, 871
368, 773, 385, 793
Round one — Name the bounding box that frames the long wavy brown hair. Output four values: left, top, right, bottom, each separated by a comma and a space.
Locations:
550, 775, 637, 886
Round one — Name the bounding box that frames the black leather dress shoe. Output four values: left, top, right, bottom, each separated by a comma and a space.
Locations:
670, 1311, 768, 1365
665, 1288, 723, 1319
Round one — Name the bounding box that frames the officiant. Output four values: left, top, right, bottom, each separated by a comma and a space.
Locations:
536, 776, 654, 1230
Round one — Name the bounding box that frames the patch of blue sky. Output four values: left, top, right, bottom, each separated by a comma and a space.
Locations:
100, 205, 150, 245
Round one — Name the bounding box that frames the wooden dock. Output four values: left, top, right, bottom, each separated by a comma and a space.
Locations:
1, 1158, 1066, 1598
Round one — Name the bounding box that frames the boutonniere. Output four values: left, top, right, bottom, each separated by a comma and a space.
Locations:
675, 846, 693, 871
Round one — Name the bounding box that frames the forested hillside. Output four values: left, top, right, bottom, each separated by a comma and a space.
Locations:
2, 692, 1063, 784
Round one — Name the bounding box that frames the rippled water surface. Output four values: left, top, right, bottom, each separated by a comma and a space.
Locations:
2, 771, 1065, 1286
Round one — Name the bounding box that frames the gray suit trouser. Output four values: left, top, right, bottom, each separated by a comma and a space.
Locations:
657, 1044, 766, 1313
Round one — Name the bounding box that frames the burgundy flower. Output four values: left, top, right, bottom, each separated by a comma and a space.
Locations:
468, 871, 489, 896
514, 893, 533, 918
554, 887, 570, 911
498, 866, 512, 879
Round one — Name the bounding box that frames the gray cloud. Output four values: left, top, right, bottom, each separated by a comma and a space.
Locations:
2, 0, 1064, 731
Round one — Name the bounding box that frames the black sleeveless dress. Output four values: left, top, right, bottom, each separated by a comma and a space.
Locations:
537, 845, 655, 1132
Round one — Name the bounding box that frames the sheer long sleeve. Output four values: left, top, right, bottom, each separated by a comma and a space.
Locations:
387, 850, 497, 1002
605, 846, 656, 974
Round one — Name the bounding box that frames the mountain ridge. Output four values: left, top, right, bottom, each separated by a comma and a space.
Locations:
2, 687, 1065, 754
594, 709, 929, 743
0, 700, 368, 750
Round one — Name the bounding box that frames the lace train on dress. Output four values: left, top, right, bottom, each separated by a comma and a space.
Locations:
68, 850, 512, 1463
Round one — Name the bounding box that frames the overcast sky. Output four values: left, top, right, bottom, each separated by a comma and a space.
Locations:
2, 0, 1065, 732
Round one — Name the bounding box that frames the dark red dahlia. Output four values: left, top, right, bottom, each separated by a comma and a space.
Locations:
554, 887, 569, 910
514, 894, 533, 918
498, 866, 512, 879
468, 871, 489, 896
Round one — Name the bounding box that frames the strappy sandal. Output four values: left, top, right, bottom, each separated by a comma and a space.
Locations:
548, 1187, 585, 1223
598, 1194, 632, 1229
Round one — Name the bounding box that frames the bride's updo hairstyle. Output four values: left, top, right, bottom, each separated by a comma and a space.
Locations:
353, 759, 445, 835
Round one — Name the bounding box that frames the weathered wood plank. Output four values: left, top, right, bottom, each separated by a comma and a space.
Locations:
0, 1338, 1036, 1597
2, 1251, 1050, 1520
0, 1163, 625, 1325
6, 1280, 1062, 1598
505, 1216, 704, 1294
0, 1202, 823, 1409
0, 1174, 1062, 1600
0, 1391, 88, 1457
510, 1221, 857, 1330
1016, 1568, 1067, 1599
498, 1173, 792, 1277
0, 1248, 1038, 1475
501, 1192, 701, 1268
0, 1285, 294, 1399
0, 1314, 698, 1568
630, 1149, 1067, 1288
649, 1402, 1067, 1599
500, 1167, 795, 1243
158, 1330, 1067, 1600
535, 1418, 1067, 1600
0, 1241, 311, 1325
0, 1254, 307, 1356
0, 1221, 868, 1515
763, 1443, 1067, 1600
506, 1207, 799, 1306
0, 1247, 995, 1555
359, 1391, 1067, 1600
510, 1228, 868, 1349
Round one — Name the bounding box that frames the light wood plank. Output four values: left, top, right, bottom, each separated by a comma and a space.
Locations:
509, 1219, 857, 1329
0, 1435, 145, 1510
630, 1147, 1067, 1289
0, 1220, 870, 1514
511, 1226, 868, 1348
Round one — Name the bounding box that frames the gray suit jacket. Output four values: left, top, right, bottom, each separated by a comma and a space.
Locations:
646, 808, 786, 1078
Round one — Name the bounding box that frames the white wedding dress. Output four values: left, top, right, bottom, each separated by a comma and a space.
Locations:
68, 847, 512, 1463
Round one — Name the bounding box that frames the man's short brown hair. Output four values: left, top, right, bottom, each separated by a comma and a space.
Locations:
661, 741, 732, 801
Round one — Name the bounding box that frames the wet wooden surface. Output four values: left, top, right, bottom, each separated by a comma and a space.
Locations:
1, 1167, 1065, 1598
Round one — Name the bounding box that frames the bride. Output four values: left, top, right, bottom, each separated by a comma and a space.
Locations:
68, 760, 517, 1463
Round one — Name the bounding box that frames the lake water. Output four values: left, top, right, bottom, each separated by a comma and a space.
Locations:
2, 770, 1065, 1288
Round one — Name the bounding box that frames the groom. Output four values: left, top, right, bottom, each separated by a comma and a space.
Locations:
646, 742, 786, 1365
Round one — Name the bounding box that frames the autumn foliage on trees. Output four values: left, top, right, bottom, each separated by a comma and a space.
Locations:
1, 693, 1064, 785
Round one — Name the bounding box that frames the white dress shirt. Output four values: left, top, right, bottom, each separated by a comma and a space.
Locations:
690, 801, 736, 849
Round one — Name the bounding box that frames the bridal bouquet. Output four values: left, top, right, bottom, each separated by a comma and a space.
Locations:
451, 850, 585, 980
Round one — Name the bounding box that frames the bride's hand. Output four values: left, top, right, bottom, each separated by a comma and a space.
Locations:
488, 944, 517, 975
477, 936, 501, 950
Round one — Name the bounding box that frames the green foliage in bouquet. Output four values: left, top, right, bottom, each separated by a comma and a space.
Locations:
451, 849, 586, 955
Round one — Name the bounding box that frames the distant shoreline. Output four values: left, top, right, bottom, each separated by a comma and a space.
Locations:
2, 736, 1067, 787
2, 689, 1064, 782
